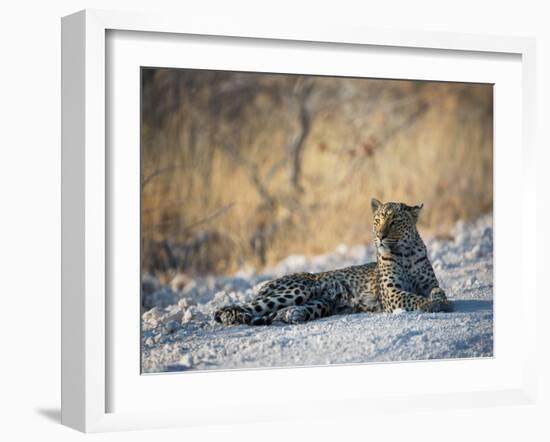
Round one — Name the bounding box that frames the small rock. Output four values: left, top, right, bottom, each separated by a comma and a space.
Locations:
159, 335, 170, 344
162, 306, 183, 323
183, 309, 193, 322
213, 291, 230, 304
433, 260, 444, 270
165, 320, 180, 333
179, 354, 193, 367
465, 244, 482, 260
182, 306, 208, 323
228, 291, 245, 302
142, 307, 164, 328
178, 297, 196, 310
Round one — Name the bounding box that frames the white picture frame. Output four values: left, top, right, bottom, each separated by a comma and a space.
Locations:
61, 9, 537, 433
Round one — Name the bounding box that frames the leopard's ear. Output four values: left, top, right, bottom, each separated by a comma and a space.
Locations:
371, 198, 382, 213
407, 203, 423, 223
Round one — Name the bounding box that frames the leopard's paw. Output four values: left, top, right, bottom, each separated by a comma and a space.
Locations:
427, 288, 453, 312
214, 305, 252, 325
273, 306, 310, 324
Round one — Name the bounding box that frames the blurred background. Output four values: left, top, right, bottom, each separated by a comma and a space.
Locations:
141, 68, 493, 279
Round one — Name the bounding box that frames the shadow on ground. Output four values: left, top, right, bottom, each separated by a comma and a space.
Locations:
452, 299, 493, 313
35, 408, 61, 423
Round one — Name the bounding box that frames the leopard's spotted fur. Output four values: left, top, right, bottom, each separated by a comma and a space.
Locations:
214, 199, 452, 325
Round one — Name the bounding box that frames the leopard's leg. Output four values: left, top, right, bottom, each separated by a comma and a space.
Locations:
271, 276, 354, 324
271, 297, 337, 324
382, 287, 452, 313
410, 255, 451, 311
321, 276, 354, 304
214, 274, 317, 325
353, 292, 382, 313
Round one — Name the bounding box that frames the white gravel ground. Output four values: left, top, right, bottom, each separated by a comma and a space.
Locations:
141, 214, 493, 373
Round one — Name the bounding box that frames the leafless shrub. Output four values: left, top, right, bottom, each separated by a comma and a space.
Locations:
141, 69, 492, 276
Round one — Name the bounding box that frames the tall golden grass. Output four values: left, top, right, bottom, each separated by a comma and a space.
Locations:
141, 69, 492, 276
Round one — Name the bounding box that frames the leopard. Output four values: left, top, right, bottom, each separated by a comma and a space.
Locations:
214, 198, 452, 326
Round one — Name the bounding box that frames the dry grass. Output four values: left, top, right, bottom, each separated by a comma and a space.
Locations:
141, 70, 492, 276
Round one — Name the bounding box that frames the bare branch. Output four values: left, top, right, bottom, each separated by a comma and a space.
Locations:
222, 144, 276, 207
288, 78, 314, 192
141, 164, 187, 190
142, 203, 235, 234
183, 203, 235, 232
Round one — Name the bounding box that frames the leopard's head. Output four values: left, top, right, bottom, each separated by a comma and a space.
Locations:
370, 198, 423, 255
